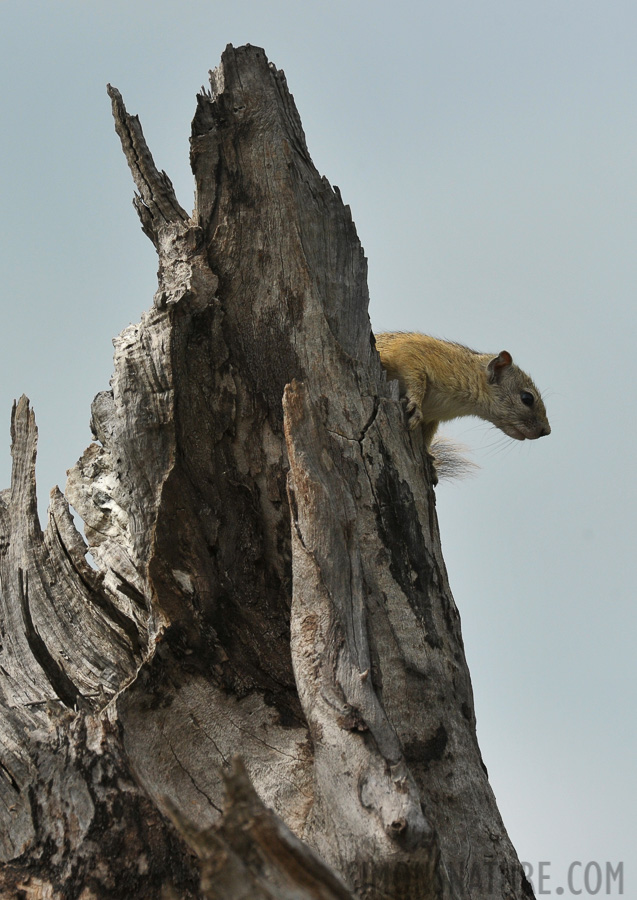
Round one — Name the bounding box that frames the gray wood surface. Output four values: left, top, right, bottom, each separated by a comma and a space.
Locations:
0, 44, 534, 900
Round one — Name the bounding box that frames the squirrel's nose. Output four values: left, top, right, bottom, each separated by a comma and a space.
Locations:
540, 425, 551, 437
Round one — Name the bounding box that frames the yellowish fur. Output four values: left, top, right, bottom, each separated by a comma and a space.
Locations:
375, 332, 550, 449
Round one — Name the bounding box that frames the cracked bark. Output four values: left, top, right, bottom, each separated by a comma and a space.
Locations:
0, 44, 535, 900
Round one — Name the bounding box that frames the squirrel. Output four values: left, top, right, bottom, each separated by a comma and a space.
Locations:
375, 332, 550, 475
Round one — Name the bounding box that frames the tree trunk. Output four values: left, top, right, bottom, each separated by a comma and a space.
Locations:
0, 44, 535, 900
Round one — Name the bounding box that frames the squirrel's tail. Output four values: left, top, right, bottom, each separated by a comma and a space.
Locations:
430, 436, 478, 480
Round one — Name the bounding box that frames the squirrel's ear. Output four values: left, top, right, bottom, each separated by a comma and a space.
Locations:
487, 350, 513, 382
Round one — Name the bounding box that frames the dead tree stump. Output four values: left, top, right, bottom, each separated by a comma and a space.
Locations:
0, 44, 535, 900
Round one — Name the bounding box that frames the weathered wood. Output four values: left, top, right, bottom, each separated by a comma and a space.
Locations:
167, 758, 354, 900
0, 44, 535, 899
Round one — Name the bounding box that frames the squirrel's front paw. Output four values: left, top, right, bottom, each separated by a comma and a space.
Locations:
405, 397, 423, 430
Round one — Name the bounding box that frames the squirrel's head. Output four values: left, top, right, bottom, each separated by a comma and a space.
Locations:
485, 351, 551, 440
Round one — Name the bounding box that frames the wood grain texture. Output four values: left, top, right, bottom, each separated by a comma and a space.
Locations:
0, 44, 535, 899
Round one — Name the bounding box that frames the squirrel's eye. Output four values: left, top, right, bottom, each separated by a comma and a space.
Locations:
520, 391, 534, 407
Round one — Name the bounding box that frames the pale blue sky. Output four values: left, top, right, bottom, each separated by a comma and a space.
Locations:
1, 2, 634, 894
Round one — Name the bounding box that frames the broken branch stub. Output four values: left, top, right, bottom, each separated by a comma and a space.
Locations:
0, 44, 535, 900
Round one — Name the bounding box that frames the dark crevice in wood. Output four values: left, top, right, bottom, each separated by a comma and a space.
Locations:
17, 569, 83, 711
